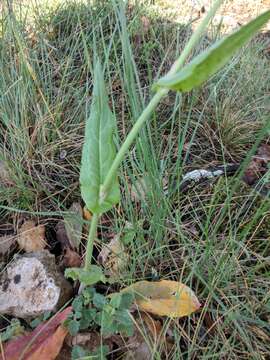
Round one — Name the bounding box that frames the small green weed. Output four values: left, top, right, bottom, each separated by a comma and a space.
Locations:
71, 344, 109, 360
66, 286, 134, 337
0, 319, 24, 342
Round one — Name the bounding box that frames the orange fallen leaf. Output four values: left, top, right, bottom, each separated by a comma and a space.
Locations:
17, 220, 46, 252
122, 280, 200, 318
83, 206, 92, 221
27, 325, 68, 360
1, 307, 72, 360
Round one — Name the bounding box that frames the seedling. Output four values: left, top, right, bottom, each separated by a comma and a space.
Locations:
65, 1, 270, 286
66, 287, 134, 357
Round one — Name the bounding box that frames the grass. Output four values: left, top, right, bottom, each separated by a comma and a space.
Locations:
1, 0, 270, 358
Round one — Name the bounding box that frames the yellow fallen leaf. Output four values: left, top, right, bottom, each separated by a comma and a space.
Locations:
122, 280, 200, 318
17, 220, 46, 252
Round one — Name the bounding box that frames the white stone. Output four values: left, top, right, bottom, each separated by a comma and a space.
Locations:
0, 251, 72, 319
182, 169, 224, 182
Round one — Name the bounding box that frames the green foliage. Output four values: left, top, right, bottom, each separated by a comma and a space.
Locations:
71, 345, 89, 360
71, 344, 109, 360
0, 319, 24, 342
65, 266, 106, 286
154, 10, 270, 92
66, 287, 134, 339
80, 60, 120, 214
30, 311, 52, 328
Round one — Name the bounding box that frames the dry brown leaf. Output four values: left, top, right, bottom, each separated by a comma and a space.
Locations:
124, 313, 163, 360
1, 307, 72, 360
122, 280, 201, 318
140, 313, 162, 340
257, 143, 270, 160
130, 177, 148, 202
68, 333, 92, 346
55, 221, 70, 249
64, 202, 83, 250
243, 158, 263, 185
243, 143, 270, 185
83, 206, 92, 221
63, 247, 81, 268
66, 331, 118, 353
98, 235, 129, 276
0, 234, 16, 255
17, 221, 46, 252
141, 16, 150, 33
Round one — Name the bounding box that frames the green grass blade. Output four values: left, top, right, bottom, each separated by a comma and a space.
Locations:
80, 60, 120, 214
154, 10, 270, 92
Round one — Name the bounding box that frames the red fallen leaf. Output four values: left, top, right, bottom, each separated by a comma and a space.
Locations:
243, 143, 270, 185
243, 158, 263, 185
27, 325, 68, 360
1, 307, 72, 360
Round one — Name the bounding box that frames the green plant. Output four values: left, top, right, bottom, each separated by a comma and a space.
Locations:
71, 344, 109, 360
0, 319, 24, 342
66, 286, 134, 337
66, 286, 134, 357
64, 1, 270, 286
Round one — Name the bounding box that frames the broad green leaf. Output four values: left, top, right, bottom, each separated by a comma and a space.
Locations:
80, 60, 120, 214
109, 292, 133, 310
154, 11, 270, 92
71, 345, 91, 359
68, 319, 80, 336
65, 265, 105, 286
92, 293, 108, 309
121, 280, 201, 318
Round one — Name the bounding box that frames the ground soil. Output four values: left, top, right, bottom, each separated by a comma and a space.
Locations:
154, 0, 270, 31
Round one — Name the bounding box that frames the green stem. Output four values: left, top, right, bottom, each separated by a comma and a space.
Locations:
84, 0, 223, 271
84, 213, 99, 271
101, 0, 223, 196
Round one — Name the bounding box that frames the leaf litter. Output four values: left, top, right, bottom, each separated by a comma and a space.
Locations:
0, 234, 16, 255
2, 6, 269, 360
17, 220, 46, 253
98, 234, 129, 277
0, 307, 72, 360
63, 203, 83, 250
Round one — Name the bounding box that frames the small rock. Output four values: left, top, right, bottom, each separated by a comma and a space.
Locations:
59, 149, 67, 160
0, 251, 72, 319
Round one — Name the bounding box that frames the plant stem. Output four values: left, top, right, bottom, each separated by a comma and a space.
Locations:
84, 213, 99, 271
101, 0, 223, 196
84, 0, 223, 272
